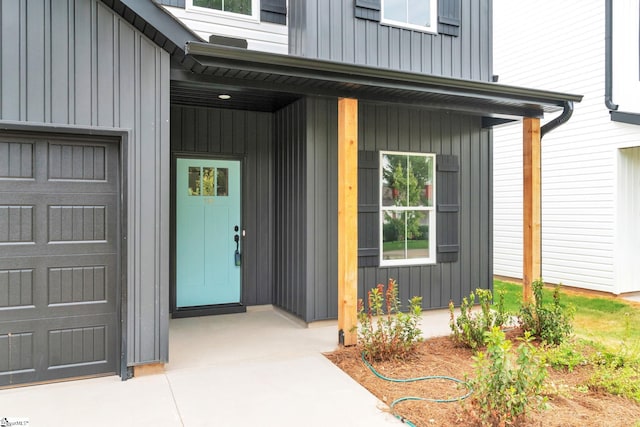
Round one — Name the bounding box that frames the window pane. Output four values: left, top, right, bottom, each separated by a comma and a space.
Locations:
193, 0, 222, 10
224, 0, 251, 15
216, 168, 228, 196
409, 155, 434, 207
382, 154, 408, 207
384, 0, 407, 23
383, 210, 430, 261
202, 167, 214, 196
407, 210, 429, 259
408, 0, 430, 27
382, 211, 407, 260
188, 167, 201, 196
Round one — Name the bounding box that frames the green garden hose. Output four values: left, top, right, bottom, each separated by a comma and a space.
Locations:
361, 353, 473, 427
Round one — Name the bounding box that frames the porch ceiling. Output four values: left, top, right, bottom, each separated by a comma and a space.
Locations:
173, 42, 583, 121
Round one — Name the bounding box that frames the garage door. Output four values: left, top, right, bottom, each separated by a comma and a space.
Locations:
0, 133, 120, 386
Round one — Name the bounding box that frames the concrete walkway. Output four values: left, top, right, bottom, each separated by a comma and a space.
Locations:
0, 307, 452, 427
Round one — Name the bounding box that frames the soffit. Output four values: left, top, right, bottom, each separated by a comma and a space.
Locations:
173, 42, 582, 119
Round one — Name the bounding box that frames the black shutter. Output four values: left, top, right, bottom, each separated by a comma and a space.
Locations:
261, 0, 287, 25
155, 0, 185, 7
358, 151, 380, 267
355, 0, 381, 22
438, 0, 461, 37
436, 155, 459, 263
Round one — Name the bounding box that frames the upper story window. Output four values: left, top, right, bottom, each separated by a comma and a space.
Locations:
382, 0, 437, 33
190, 0, 259, 20
380, 151, 436, 266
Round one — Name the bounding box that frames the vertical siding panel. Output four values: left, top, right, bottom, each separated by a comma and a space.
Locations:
26, 0, 45, 122
181, 107, 195, 151
137, 37, 157, 362
50, 0, 70, 124
243, 113, 257, 306
170, 105, 181, 151
96, 4, 114, 127
90, 0, 98, 125
158, 49, 171, 363
195, 108, 208, 152
1, 1, 22, 119
73, 0, 91, 125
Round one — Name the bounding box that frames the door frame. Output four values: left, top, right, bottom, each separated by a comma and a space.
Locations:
0, 124, 126, 382
170, 152, 246, 318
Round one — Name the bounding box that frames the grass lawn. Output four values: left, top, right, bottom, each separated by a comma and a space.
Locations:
494, 279, 640, 347
382, 240, 428, 251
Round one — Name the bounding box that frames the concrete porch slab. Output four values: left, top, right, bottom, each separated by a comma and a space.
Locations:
0, 306, 452, 426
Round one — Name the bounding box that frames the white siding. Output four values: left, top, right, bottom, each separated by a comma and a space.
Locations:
161, 4, 288, 54
612, 1, 640, 113
493, 0, 640, 294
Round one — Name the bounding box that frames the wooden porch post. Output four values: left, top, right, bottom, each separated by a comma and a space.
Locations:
523, 117, 541, 304
338, 97, 358, 346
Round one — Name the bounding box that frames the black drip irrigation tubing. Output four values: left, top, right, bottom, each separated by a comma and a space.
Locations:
361, 353, 473, 427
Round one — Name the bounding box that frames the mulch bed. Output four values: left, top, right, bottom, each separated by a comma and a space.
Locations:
325, 334, 640, 426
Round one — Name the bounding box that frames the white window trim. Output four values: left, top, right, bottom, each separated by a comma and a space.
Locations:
380, 0, 438, 34
186, 0, 260, 23
379, 151, 436, 267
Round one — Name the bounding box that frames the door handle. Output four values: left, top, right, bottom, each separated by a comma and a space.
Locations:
234, 229, 241, 266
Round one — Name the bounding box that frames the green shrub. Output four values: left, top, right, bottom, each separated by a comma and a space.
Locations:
356, 278, 423, 362
467, 327, 548, 426
449, 288, 508, 349
519, 280, 574, 345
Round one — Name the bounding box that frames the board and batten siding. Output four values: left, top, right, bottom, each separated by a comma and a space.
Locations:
160, 2, 288, 54
288, 0, 492, 81
358, 102, 492, 308
493, 0, 640, 293
274, 97, 339, 322
170, 105, 275, 306
0, 0, 170, 364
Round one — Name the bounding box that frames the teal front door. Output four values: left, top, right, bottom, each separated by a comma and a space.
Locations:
176, 158, 241, 307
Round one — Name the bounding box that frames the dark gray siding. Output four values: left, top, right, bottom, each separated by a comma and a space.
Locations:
0, 0, 170, 365
288, 0, 492, 81
358, 103, 492, 308
305, 98, 338, 321
274, 98, 339, 322
274, 100, 307, 319
170, 105, 274, 306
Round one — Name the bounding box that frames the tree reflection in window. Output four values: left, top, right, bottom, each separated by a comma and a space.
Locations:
188, 167, 201, 196
202, 167, 214, 196
217, 168, 228, 197
381, 152, 435, 264
188, 166, 229, 197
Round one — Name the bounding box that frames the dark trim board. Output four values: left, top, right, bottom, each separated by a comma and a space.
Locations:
172, 303, 247, 318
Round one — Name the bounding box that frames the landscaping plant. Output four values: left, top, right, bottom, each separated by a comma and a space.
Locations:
449, 288, 508, 349
467, 327, 548, 426
356, 278, 423, 362
519, 280, 574, 345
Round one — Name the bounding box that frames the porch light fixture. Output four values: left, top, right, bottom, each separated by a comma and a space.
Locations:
218, 94, 231, 100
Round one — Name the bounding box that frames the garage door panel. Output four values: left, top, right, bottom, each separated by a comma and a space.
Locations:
0, 205, 34, 243
0, 140, 34, 179
0, 134, 120, 386
0, 257, 117, 322
0, 313, 116, 386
